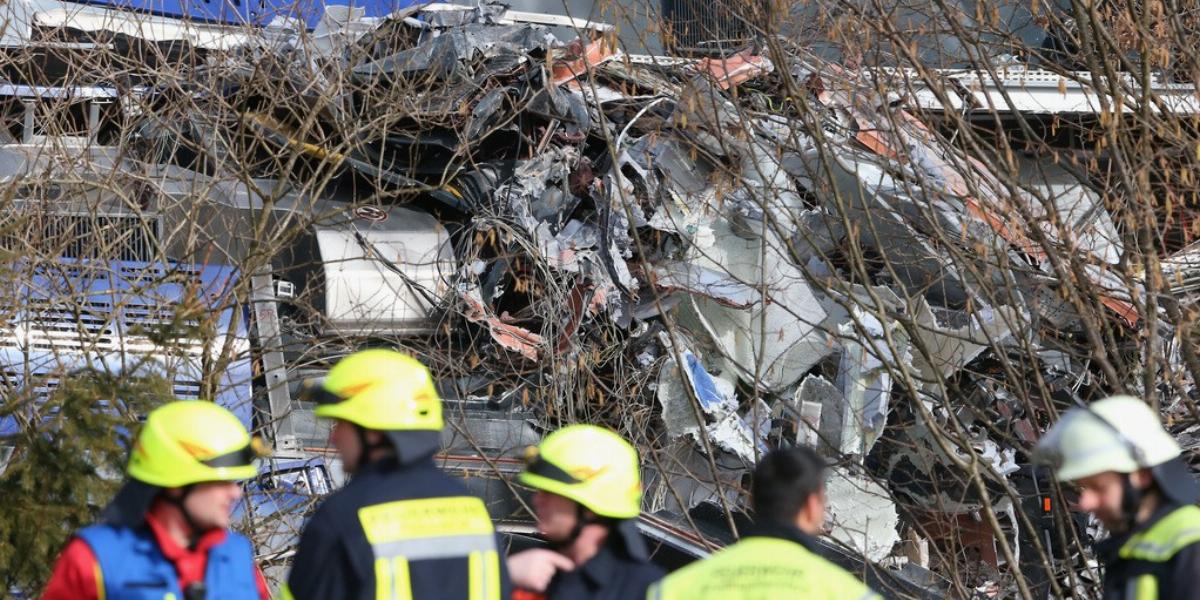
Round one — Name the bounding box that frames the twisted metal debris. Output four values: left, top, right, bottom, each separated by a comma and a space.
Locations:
5, 0, 1200, 597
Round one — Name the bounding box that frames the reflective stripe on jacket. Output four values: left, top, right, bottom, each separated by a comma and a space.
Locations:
1116, 504, 1200, 600
359, 496, 503, 600
284, 457, 511, 600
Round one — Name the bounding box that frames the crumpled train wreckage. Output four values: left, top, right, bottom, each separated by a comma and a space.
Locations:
3, 0, 1200, 597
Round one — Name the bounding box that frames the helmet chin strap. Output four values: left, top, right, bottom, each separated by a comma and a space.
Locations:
164, 485, 206, 550
353, 424, 392, 472
1119, 473, 1144, 533
551, 504, 598, 553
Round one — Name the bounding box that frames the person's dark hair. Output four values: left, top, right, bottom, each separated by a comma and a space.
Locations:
751, 446, 826, 524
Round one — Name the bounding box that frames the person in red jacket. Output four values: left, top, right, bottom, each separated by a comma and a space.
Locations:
43, 400, 270, 600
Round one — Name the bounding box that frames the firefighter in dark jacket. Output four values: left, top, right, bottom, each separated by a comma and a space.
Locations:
1036, 395, 1200, 600
507, 425, 664, 600
283, 349, 511, 600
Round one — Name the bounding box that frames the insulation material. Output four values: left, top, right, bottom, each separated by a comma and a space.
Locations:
825, 467, 902, 563
656, 345, 768, 463
834, 289, 911, 458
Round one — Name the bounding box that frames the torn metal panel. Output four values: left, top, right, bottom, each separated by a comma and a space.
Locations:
523, 220, 599, 274
403, 2, 502, 27
593, 59, 685, 99
836, 300, 910, 459
354, 24, 557, 77
530, 81, 592, 139
791, 374, 845, 454
693, 50, 773, 90
650, 262, 761, 309
634, 138, 704, 194
1019, 273, 1086, 330
465, 87, 512, 141
630, 293, 684, 321
910, 301, 1021, 383
798, 146, 978, 308
494, 145, 580, 233
242, 113, 452, 206
551, 37, 621, 85
723, 132, 816, 242
572, 82, 633, 105
528, 222, 584, 272
785, 209, 847, 266
803, 79, 1140, 325
702, 410, 767, 465
642, 439, 747, 514
976, 438, 1019, 477
641, 136, 719, 245
600, 155, 645, 264
871, 393, 1018, 515
1016, 156, 1121, 266
460, 287, 545, 360
307, 6, 376, 56
678, 217, 832, 393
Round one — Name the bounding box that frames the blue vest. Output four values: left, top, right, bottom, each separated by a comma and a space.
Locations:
76, 524, 259, 600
